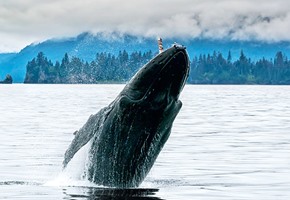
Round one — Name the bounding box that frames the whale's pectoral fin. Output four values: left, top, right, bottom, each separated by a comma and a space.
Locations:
62, 106, 112, 168
63, 114, 97, 168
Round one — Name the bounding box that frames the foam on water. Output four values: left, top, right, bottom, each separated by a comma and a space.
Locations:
44, 141, 97, 187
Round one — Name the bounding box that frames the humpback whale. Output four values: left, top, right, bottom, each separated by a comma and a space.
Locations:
63, 44, 190, 188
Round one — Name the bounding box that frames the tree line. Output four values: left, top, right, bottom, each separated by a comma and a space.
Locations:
24, 50, 153, 83
24, 50, 290, 84
189, 51, 290, 84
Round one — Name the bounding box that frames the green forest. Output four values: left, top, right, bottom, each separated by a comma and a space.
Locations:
24, 50, 290, 84
190, 51, 290, 84
24, 51, 153, 84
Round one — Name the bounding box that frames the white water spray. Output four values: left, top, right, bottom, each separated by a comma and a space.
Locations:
45, 141, 95, 187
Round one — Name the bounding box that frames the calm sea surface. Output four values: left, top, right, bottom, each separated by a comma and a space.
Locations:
0, 84, 289, 200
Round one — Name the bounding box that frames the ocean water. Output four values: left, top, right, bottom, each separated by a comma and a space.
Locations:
0, 84, 289, 200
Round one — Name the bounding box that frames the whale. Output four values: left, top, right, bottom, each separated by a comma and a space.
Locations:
63, 44, 190, 188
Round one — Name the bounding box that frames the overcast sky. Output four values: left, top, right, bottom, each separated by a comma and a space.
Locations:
1, 0, 290, 52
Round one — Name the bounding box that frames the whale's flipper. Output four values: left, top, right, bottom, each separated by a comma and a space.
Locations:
63, 106, 112, 168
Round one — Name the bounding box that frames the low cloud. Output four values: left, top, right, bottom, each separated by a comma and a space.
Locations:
1, 0, 290, 52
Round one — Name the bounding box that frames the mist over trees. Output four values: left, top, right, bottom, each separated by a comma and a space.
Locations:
24, 50, 153, 83
24, 50, 290, 84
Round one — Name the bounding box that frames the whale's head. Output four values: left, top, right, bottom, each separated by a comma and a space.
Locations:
88, 44, 190, 187
123, 44, 189, 105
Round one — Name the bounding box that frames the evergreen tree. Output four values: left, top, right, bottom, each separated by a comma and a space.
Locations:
274, 51, 284, 68
227, 51, 232, 63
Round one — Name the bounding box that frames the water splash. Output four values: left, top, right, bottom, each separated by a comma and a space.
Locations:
45, 141, 95, 187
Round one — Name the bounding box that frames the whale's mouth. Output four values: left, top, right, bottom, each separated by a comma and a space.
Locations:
123, 45, 189, 105
150, 50, 189, 100
142, 50, 188, 112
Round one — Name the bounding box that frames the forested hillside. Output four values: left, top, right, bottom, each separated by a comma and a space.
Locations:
24, 50, 290, 84
189, 51, 290, 84
24, 51, 153, 83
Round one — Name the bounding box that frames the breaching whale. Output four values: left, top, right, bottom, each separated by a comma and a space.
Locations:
63, 44, 190, 188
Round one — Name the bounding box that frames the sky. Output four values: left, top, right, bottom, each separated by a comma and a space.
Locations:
1, 0, 290, 52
